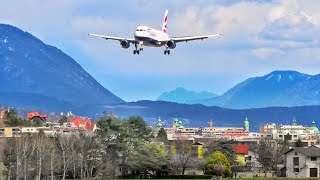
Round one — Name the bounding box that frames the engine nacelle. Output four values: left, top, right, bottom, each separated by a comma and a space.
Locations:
166, 40, 176, 49
120, 40, 130, 49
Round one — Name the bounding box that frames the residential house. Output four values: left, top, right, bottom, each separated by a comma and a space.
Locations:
284, 146, 320, 178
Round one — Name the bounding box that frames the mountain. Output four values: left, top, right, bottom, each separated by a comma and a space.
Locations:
157, 87, 218, 104
204, 70, 313, 108
279, 74, 320, 106
101, 100, 320, 132
0, 24, 124, 112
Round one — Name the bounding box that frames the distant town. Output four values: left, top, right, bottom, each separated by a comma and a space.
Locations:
1, 108, 320, 179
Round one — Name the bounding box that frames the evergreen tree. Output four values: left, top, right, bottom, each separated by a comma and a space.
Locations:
4, 110, 24, 127
205, 151, 231, 177
97, 115, 154, 176
295, 139, 304, 147
157, 127, 168, 142
32, 117, 44, 127
58, 115, 69, 125
128, 144, 170, 178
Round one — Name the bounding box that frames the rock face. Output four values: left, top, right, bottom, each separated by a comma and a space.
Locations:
0, 24, 124, 111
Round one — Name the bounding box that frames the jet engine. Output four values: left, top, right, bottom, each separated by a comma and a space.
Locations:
120, 40, 130, 49
166, 40, 176, 49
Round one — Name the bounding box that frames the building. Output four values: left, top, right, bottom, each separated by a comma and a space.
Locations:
260, 118, 318, 142
164, 118, 250, 140
284, 146, 320, 178
69, 117, 96, 131
26, 112, 48, 121
233, 144, 249, 165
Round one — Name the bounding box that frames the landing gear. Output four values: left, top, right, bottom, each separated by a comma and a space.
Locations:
133, 50, 141, 54
133, 43, 142, 55
164, 49, 170, 55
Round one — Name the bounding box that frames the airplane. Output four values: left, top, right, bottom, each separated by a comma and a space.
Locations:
88, 10, 222, 55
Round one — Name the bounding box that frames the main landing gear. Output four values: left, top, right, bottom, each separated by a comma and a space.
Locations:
133, 49, 140, 55
164, 48, 170, 55
133, 43, 143, 55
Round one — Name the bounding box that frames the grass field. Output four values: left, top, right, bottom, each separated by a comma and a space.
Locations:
123, 178, 320, 180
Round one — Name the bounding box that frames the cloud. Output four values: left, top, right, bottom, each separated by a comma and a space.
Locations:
252, 48, 284, 59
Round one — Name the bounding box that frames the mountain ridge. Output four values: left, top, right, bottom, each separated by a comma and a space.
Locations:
204, 70, 317, 108
157, 87, 218, 104
0, 23, 124, 112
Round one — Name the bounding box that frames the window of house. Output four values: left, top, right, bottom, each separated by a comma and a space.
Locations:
294, 168, 299, 172
246, 156, 252, 161
311, 157, 317, 161
293, 157, 299, 166
295, 152, 298, 155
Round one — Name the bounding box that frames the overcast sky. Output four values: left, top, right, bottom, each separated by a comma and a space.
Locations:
1, 0, 320, 101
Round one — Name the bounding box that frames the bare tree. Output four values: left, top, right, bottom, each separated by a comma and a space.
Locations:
288, 164, 307, 178
49, 140, 61, 180
55, 135, 73, 180
171, 138, 194, 175
35, 131, 51, 180
254, 138, 289, 177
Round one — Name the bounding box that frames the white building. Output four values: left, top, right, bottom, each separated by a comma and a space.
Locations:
285, 146, 320, 178
260, 118, 318, 142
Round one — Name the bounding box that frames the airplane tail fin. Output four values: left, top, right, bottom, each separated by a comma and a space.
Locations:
161, 10, 168, 34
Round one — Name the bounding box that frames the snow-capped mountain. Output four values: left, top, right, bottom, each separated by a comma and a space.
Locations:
278, 74, 320, 106
0, 24, 124, 111
204, 70, 314, 108
157, 87, 218, 104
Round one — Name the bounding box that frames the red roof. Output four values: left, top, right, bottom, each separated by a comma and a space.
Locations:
27, 112, 48, 119
221, 133, 247, 137
69, 117, 95, 131
233, 144, 248, 155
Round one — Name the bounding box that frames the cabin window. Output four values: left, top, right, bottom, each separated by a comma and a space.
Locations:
311, 157, 317, 161
293, 157, 299, 166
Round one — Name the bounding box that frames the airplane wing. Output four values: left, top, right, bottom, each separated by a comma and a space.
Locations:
171, 34, 222, 43
88, 33, 137, 43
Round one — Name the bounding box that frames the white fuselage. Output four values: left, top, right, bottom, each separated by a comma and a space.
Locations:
134, 25, 169, 47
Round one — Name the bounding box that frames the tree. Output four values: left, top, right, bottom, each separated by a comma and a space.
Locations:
128, 144, 170, 178
206, 140, 236, 165
35, 131, 51, 180
171, 138, 194, 175
55, 135, 73, 180
157, 128, 167, 139
255, 139, 289, 177
294, 139, 304, 147
205, 151, 231, 177
58, 116, 69, 125
2, 138, 16, 180
32, 117, 44, 127
3, 110, 24, 127
97, 116, 154, 176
